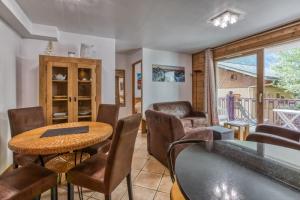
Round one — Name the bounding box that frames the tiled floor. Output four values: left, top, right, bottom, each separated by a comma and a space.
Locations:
41, 133, 172, 200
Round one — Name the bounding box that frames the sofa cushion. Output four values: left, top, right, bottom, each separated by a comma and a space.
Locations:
184, 117, 208, 128
153, 101, 192, 118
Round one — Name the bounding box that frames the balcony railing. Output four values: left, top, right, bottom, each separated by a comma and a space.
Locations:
218, 97, 300, 130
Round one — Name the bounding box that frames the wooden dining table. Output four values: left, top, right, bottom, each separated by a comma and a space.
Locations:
175, 140, 300, 200
8, 121, 113, 171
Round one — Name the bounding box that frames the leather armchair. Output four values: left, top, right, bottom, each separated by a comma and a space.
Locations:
246, 124, 300, 150
255, 124, 300, 142
145, 109, 213, 167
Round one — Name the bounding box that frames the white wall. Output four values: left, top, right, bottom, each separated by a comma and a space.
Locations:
142, 48, 192, 116
115, 50, 142, 118
116, 53, 131, 118
0, 19, 21, 172
18, 31, 116, 107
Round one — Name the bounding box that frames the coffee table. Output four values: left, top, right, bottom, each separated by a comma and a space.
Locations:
224, 120, 250, 140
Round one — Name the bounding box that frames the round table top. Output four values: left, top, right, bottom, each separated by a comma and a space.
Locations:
8, 122, 113, 155
175, 141, 300, 200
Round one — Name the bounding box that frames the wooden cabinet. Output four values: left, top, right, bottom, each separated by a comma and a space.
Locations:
39, 55, 101, 124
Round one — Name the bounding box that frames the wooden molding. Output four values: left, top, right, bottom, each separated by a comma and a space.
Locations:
192, 19, 300, 112
131, 60, 143, 115
213, 20, 300, 59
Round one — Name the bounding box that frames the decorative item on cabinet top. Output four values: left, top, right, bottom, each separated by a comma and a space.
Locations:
39, 55, 101, 125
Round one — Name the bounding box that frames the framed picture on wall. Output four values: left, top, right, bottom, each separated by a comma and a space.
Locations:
152, 64, 185, 82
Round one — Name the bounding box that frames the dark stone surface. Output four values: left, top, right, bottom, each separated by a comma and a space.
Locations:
175, 141, 300, 200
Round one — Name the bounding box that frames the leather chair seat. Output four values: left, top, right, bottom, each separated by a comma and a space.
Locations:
14, 154, 39, 166
0, 164, 57, 200
14, 153, 58, 167
67, 154, 107, 193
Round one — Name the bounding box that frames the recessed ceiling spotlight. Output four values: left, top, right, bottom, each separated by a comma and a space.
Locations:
209, 10, 242, 29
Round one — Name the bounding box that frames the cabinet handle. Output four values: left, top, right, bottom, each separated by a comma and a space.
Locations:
69, 97, 72, 102
74, 97, 77, 102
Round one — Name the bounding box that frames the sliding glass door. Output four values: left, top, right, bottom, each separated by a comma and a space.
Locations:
217, 40, 300, 132
263, 41, 300, 130
216, 53, 260, 127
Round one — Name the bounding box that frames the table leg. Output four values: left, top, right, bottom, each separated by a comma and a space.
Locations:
244, 125, 250, 140
238, 127, 243, 141
67, 183, 74, 200
224, 123, 228, 128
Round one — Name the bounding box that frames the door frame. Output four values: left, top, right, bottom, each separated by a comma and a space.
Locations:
214, 49, 265, 124
132, 60, 143, 114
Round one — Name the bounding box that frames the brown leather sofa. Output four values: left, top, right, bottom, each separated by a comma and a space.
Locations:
153, 101, 208, 129
247, 124, 300, 150
145, 109, 213, 167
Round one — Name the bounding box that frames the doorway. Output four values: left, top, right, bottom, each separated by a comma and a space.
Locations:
132, 60, 143, 114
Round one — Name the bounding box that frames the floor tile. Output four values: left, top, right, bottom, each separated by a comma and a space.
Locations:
158, 175, 172, 193
164, 169, 170, 176
121, 186, 156, 200
134, 171, 162, 190
154, 192, 170, 200
131, 169, 141, 181
142, 158, 165, 174
132, 157, 148, 170
91, 182, 127, 200
133, 148, 150, 159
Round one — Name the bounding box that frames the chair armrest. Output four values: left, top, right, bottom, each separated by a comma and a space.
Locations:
256, 124, 300, 142
247, 133, 300, 151
183, 128, 213, 141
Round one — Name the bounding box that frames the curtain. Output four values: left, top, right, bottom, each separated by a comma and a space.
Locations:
204, 49, 219, 125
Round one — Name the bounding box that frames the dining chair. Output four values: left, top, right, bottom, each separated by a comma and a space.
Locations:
246, 133, 300, 150
84, 104, 120, 155
8, 106, 55, 168
66, 114, 142, 200
0, 164, 58, 200
167, 139, 207, 200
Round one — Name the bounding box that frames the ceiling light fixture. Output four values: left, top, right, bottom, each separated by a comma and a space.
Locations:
209, 10, 241, 29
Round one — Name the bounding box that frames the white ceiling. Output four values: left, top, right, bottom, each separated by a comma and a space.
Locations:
15, 0, 300, 53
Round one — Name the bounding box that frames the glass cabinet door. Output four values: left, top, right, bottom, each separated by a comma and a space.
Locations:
74, 64, 97, 122
47, 62, 73, 124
